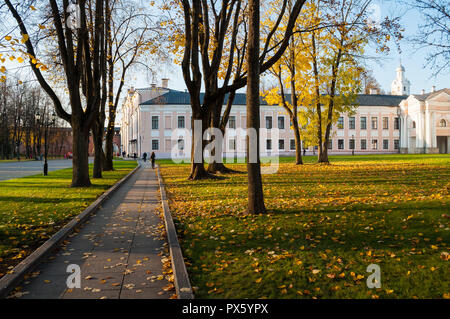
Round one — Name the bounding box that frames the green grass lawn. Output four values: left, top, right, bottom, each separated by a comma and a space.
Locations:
159, 154, 450, 299
0, 160, 137, 277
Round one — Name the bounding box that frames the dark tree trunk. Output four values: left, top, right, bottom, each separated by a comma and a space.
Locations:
71, 122, 91, 187
189, 112, 211, 180
292, 116, 303, 165
319, 44, 341, 164
246, 0, 266, 215
318, 145, 329, 163
189, 162, 210, 180
92, 120, 103, 178
103, 128, 114, 171
206, 134, 240, 174
207, 92, 240, 174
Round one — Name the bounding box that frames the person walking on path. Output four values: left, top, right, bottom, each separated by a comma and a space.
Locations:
142, 152, 147, 162
150, 152, 156, 169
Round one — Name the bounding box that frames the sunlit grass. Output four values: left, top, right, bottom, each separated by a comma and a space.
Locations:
160, 154, 450, 299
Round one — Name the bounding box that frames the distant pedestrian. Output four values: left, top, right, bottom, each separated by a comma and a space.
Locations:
303, 148, 306, 156
142, 152, 147, 162
150, 152, 156, 169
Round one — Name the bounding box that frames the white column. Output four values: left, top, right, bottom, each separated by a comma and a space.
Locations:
401, 114, 409, 150
416, 111, 425, 150
447, 137, 450, 154
430, 112, 436, 148
425, 109, 431, 148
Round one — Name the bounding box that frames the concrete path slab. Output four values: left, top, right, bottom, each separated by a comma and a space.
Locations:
9, 163, 174, 299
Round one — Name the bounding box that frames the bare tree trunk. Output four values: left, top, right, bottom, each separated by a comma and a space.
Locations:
189, 111, 210, 180
103, 127, 114, 171
92, 120, 104, 178
292, 115, 303, 165
318, 46, 341, 164
207, 92, 240, 174
246, 0, 266, 215
71, 121, 91, 187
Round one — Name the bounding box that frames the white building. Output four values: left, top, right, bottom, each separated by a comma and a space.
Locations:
120, 66, 450, 158
399, 87, 450, 154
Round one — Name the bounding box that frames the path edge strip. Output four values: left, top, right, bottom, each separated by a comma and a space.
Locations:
156, 165, 194, 299
0, 162, 141, 299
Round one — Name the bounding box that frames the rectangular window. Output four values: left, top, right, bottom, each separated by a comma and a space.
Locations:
278, 116, 285, 129
152, 116, 159, 130
372, 139, 378, 150
229, 116, 236, 129
266, 139, 272, 150
337, 117, 344, 129
177, 116, 185, 129
394, 139, 399, 150
361, 117, 367, 130
229, 139, 236, 150
361, 139, 367, 150
383, 139, 389, 150
349, 117, 355, 130
383, 117, 389, 130
266, 116, 273, 129
165, 116, 171, 129
349, 139, 355, 150
338, 139, 344, 150
371, 117, 378, 129
152, 139, 159, 150
394, 117, 400, 130
279, 139, 285, 150
328, 140, 333, 149
290, 139, 296, 150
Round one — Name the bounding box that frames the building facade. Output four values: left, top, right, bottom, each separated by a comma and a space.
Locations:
120, 68, 450, 159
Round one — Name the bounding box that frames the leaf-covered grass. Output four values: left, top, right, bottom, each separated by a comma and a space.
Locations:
159, 154, 450, 299
0, 161, 138, 277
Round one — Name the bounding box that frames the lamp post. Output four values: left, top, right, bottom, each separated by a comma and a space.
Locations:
351, 134, 355, 156
16, 117, 21, 161
35, 112, 56, 176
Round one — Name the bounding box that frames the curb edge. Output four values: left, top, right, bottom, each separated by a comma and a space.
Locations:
156, 165, 194, 300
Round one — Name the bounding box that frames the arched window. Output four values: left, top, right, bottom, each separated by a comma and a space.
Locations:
412, 121, 416, 128
440, 119, 447, 127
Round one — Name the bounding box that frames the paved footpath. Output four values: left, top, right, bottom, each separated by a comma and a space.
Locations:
11, 162, 173, 299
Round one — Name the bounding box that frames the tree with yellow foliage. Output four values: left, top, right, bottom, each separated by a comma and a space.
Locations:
265, 0, 401, 163
169, 0, 308, 182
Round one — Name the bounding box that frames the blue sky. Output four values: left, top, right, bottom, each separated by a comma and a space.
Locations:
365, 0, 449, 94
132, 0, 449, 95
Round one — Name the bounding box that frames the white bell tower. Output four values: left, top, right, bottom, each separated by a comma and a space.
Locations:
391, 63, 411, 96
